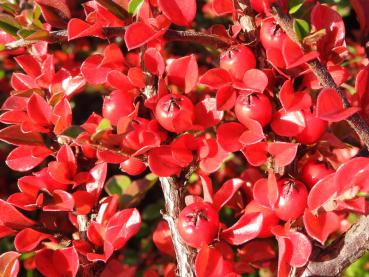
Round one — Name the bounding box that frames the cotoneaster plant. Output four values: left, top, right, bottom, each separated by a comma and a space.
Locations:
0, 0, 368, 277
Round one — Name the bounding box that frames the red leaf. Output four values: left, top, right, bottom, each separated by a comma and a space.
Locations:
271, 109, 305, 137
86, 163, 108, 200
275, 236, 292, 277
282, 38, 319, 69
287, 231, 312, 267
158, 0, 196, 26
153, 220, 175, 257
105, 209, 142, 250
14, 228, 52, 252
195, 98, 224, 128
14, 55, 41, 78
144, 48, 165, 76
268, 142, 298, 168
316, 88, 360, 122
1, 96, 27, 111
0, 125, 44, 146
350, 0, 369, 36
199, 173, 214, 203
238, 119, 265, 146
217, 122, 245, 152
0, 111, 28, 125
0, 251, 20, 277
36, 247, 79, 277
167, 55, 198, 93
242, 69, 268, 92
213, 179, 244, 211
216, 85, 237, 110
148, 146, 182, 177
199, 140, 229, 173
43, 190, 75, 212
303, 210, 339, 244
212, 0, 234, 15
334, 157, 369, 195
241, 142, 268, 166
73, 191, 95, 215
222, 213, 263, 245
0, 199, 36, 229
311, 3, 345, 59
35, 0, 71, 28
27, 94, 52, 126
124, 22, 161, 51
253, 173, 279, 209
199, 68, 232, 89
67, 18, 104, 40
195, 246, 225, 277
238, 239, 276, 264
80, 55, 110, 85
11, 73, 37, 90
279, 80, 311, 112
307, 173, 336, 211
356, 66, 369, 114
6, 145, 50, 172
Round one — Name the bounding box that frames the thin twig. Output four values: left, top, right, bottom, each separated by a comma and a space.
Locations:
5, 28, 233, 50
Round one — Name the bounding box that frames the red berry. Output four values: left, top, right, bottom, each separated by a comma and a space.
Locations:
155, 94, 195, 133
296, 111, 328, 144
244, 200, 279, 237
220, 45, 256, 81
177, 202, 219, 248
274, 179, 308, 221
235, 92, 273, 127
301, 160, 334, 189
102, 90, 135, 126
120, 157, 146, 176
260, 18, 287, 50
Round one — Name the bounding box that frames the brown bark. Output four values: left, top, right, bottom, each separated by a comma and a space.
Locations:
160, 177, 197, 277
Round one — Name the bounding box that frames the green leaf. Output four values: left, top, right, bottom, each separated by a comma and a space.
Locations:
288, 0, 304, 14
23, 30, 49, 40
105, 175, 132, 196
142, 201, 164, 221
0, 13, 20, 36
294, 18, 310, 41
96, 118, 112, 132
61, 125, 85, 138
120, 175, 157, 208
128, 0, 144, 15
91, 118, 112, 142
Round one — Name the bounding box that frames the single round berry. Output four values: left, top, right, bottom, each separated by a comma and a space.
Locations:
260, 18, 287, 50
235, 92, 273, 127
220, 45, 256, 81
155, 94, 194, 133
274, 179, 308, 221
102, 90, 135, 126
301, 160, 334, 189
177, 202, 220, 248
